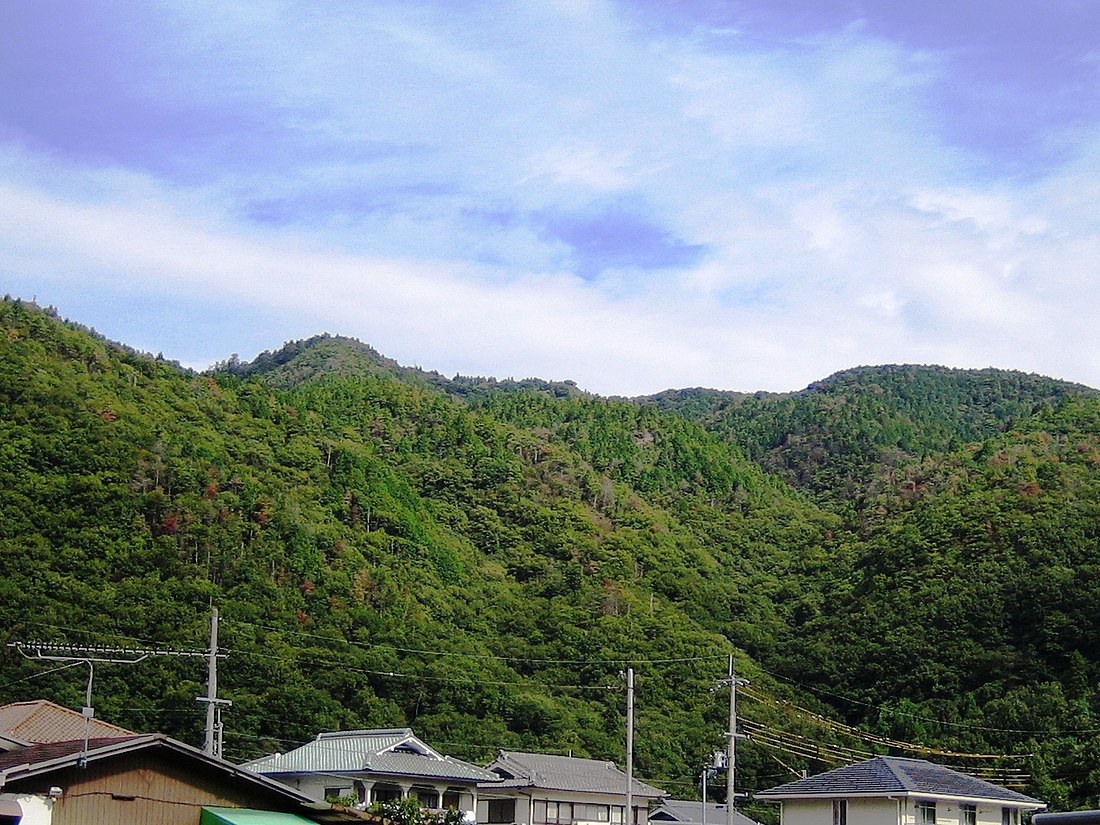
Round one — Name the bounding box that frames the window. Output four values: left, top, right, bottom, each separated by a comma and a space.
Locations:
574, 805, 610, 821
547, 802, 574, 824
489, 800, 516, 824
443, 792, 462, 810
916, 802, 936, 825
832, 800, 847, 825
961, 805, 976, 825
374, 785, 402, 803
611, 807, 625, 824
1002, 809, 1017, 825
325, 787, 352, 802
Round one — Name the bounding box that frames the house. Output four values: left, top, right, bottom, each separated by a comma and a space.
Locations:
477, 751, 666, 825
0, 733, 364, 824
756, 756, 1044, 825
650, 798, 761, 825
0, 700, 135, 746
244, 728, 499, 814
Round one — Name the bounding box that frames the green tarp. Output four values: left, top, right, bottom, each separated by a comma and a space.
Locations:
200, 807, 320, 825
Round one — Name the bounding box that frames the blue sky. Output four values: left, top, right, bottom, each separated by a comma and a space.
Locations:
2, 1, 1100, 395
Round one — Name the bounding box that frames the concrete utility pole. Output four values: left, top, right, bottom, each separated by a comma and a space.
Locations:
724, 655, 748, 825
198, 607, 232, 757
626, 667, 634, 825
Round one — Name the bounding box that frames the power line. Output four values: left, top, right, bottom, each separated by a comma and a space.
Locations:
225, 619, 730, 666
229, 648, 622, 692
740, 686, 1033, 760
0, 660, 85, 691
753, 665, 1100, 737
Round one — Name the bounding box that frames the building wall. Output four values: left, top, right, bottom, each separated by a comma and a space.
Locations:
779, 798, 899, 825
4, 750, 307, 825
780, 798, 1027, 825
478, 789, 655, 825
898, 798, 1021, 825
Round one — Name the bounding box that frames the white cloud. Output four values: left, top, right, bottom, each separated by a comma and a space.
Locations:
3, 2, 1100, 394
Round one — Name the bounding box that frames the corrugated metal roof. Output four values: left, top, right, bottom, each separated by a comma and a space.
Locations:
757, 757, 1042, 806
245, 729, 499, 784
0, 700, 134, 743
483, 751, 665, 798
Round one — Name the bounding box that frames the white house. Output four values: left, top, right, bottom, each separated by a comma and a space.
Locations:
756, 756, 1044, 825
478, 751, 666, 825
244, 728, 499, 815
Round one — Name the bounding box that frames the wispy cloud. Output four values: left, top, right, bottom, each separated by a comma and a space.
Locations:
2, 1, 1099, 393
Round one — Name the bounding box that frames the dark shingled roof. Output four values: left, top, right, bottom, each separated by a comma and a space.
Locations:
0, 736, 143, 772
757, 757, 1042, 807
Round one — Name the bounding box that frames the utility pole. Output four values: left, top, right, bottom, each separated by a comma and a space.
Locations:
625, 667, 634, 825
722, 655, 749, 825
197, 607, 232, 757
702, 767, 708, 825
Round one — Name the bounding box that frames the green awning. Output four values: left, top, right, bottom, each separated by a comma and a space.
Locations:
200, 807, 320, 825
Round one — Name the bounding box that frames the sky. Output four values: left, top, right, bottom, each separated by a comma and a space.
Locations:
2, 1, 1100, 396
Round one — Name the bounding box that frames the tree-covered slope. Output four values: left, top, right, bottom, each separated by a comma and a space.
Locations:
0, 300, 833, 809
4, 299, 1100, 811
642, 365, 1097, 506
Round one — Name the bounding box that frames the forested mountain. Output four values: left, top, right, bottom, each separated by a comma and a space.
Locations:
2, 297, 1099, 816
641, 366, 1097, 507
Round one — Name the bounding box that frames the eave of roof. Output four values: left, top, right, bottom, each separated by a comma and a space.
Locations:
483, 751, 665, 798
756, 757, 1042, 808
246, 732, 499, 784
0, 734, 321, 807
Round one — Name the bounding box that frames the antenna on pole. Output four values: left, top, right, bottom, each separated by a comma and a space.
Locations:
8, 609, 228, 757
10, 644, 151, 767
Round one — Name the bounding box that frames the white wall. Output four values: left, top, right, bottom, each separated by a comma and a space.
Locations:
0, 794, 54, 825
779, 798, 899, 825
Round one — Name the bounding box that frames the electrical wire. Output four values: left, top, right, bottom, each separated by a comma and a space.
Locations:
0, 660, 84, 690
224, 619, 731, 666
753, 664, 1100, 737
740, 686, 1034, 760
229, 648, 622, 693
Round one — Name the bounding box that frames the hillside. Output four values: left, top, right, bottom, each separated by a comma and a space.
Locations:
2, 298, 1100, 813
641, 365, 1098, 507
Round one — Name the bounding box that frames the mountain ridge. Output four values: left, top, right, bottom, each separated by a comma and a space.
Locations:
3, 297, 1100, 812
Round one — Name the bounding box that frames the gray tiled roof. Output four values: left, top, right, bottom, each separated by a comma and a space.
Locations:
651, 799, 761, 825
483, 751, 666, 798
757, 757, 1042, 807
243, 728, 499, 784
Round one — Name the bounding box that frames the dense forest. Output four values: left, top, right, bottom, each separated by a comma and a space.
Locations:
2, 297, 1099, 819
